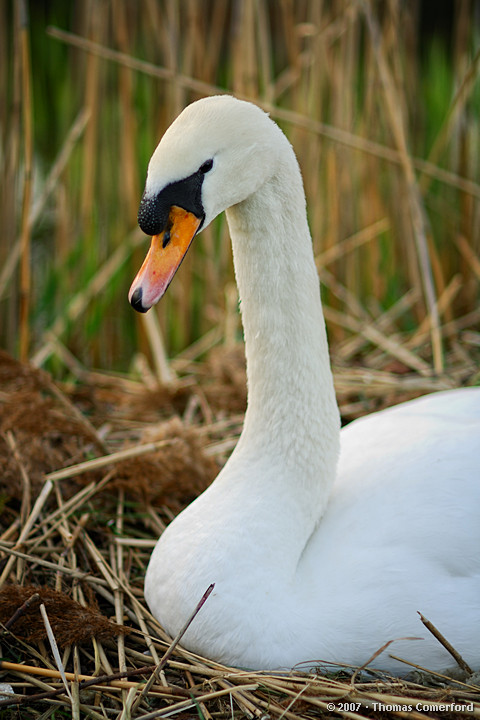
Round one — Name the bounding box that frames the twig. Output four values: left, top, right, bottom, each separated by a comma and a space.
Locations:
455, 235, 480, 282
0, 660, 185, 690
418, 612, 473, 675
323, 305, 432, 376
132, 684, 261, 720
0, 544, 109, 584
2, 592, 40, 632
44, 437, 178, 482
0, 660, 188, 707
0, 478, 54, 587
4, 431, 31, 540
158, 583, 215, 672
39, 603, 74, 703
316, 217, 390, 268
132, 584, 215, 711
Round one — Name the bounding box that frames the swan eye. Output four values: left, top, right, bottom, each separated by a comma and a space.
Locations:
199, 159, 214, 174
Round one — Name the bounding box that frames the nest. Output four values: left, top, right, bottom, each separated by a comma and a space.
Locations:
1, 349, 479, 719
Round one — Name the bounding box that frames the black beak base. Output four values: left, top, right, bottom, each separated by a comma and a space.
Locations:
138, 170, 206, 236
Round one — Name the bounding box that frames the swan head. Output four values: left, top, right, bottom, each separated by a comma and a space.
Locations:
129, 95, 282, 312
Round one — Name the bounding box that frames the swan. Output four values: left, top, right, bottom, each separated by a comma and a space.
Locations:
128, 95, 480, 674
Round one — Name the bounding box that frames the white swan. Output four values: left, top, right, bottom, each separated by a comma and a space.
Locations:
129, 95, 480, 674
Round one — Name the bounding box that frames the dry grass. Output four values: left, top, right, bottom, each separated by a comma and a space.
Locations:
1, 341, 479, 719
0, 350, 479, 719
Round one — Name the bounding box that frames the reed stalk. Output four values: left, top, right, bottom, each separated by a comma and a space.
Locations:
17, 0, 33, 361
1, 1, 478, 389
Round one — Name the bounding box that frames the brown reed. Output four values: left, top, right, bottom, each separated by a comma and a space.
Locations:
1, 1, 479, 373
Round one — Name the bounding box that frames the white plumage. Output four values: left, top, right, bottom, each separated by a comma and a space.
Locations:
133, 95, 480, 674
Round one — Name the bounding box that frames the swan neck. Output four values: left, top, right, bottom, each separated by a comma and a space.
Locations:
225, 153, 340, 505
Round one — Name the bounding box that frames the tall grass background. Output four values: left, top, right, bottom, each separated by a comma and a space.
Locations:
1, 0, 480, 385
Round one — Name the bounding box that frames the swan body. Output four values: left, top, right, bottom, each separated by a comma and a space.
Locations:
129, 95, 480, 674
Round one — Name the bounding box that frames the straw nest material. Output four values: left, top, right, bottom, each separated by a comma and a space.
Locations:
1, 348, 479, 719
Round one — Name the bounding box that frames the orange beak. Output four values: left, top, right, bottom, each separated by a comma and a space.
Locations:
129, 205, 202, 312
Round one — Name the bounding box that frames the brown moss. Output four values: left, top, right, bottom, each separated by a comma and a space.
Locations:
0, 584, 128, 646
112, 417, 219, 511
0, 387, 100, 501
122, 383, 198, 423
0, 349, 50, 394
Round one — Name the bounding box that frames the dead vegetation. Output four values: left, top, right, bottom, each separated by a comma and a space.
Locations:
1, 341, 479, 719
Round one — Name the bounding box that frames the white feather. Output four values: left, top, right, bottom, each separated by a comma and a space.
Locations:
144, 95, 480, 674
